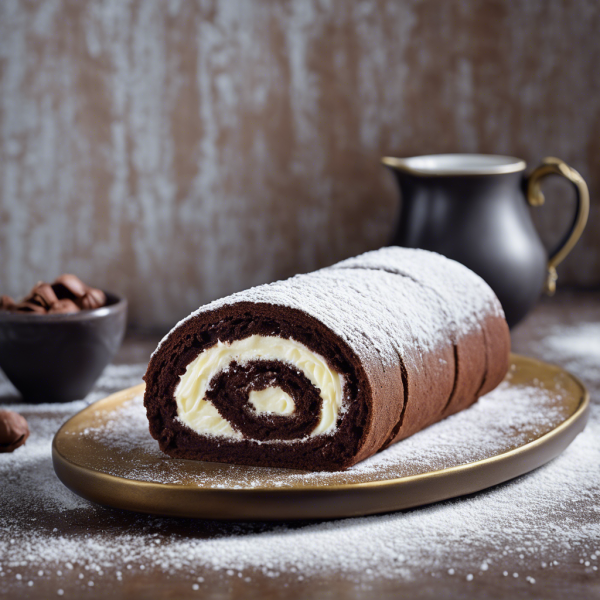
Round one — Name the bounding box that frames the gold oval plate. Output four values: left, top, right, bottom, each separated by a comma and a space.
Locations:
53, 354, 589, 520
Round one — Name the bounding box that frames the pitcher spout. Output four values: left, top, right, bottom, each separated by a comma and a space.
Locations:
381, 156, 411, 173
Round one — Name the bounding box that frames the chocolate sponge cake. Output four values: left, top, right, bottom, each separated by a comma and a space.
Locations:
143, 247, 510, 471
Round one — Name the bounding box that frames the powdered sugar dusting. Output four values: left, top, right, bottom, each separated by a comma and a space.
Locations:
542, 322, 600, 385
333, 246, 504, 339
1, 316, 598, 595
152, 248, 501, 371
76, 375, 571, 487
0, 363, 147, 516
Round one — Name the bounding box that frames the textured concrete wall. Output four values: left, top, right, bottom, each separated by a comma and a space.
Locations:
1, 0, 599, 329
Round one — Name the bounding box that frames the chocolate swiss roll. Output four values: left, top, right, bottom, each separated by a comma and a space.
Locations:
144, 247, 510, 471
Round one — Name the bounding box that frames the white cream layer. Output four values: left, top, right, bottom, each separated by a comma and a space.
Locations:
248, 387, 295, 415
175, 335, 344, 439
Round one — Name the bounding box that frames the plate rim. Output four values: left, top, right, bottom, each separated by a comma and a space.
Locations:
52, 353, 590, 518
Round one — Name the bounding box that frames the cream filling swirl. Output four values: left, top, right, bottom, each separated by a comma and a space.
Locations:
248, 387, 296, 415
174, 335, 344, 439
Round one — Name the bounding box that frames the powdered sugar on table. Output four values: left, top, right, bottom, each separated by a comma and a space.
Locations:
1, 314, 599, 596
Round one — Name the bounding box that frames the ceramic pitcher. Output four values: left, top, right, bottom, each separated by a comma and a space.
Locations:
382, 154, 589, 327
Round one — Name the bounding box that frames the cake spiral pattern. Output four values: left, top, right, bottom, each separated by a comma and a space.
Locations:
144, 247, 510, 471
174, 336, 343, 440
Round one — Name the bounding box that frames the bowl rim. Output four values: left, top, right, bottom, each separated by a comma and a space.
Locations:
0, 290, 127, 323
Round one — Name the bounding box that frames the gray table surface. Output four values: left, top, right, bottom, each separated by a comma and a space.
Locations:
0, 290, 599, 599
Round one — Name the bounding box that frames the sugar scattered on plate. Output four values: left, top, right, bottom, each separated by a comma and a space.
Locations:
77, 377, 569, 488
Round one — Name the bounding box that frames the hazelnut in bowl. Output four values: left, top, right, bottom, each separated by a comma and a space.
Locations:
0, 275, 127, 402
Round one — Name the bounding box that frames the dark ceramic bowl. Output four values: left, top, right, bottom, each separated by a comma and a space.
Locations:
0, 292, 127, 402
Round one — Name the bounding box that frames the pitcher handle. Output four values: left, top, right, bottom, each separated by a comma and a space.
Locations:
526, 157, 589, 295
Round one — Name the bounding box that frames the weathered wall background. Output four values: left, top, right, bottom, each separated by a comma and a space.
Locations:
1, 0, 599, 329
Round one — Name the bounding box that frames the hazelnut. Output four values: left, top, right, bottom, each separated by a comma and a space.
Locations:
48, 298, 80, 314
52, 274, 88, 300
79, 287, 107, 310
14, 301, 47, 314
0, 295, 16, 311
0, 410, 30, 453
4, 275, 107, 315
27, 282, 58, 309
